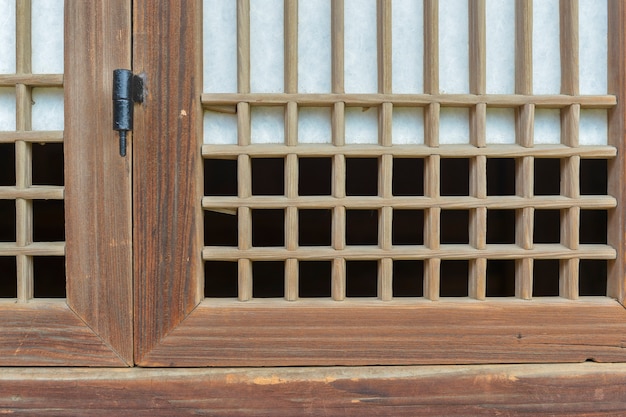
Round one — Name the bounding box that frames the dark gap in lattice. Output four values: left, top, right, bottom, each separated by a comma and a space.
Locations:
534, 210, 560, 243
299, 157, 332, 195
204, 210, 238, 246
33, 200, 64, 241
252, 209, 284, 247
204, 261, 238, 297
486, 209, 515, 244
392, 260, 423, 297
346, 260, 377, 297
252, 158, 284, 195
0, 200, 15, 242
299, 261, 331, 297
440, 158, 469, 196
533, 259, 560, 296
346, 158, 378, 196
440, 260, 469, 297
0, 143, 15, 186
392, 209, 424, 245
580, 159, 607, 195
33, 257, 65, 298
299, 209, 331, 246
204, 158, 237, 196
579, 260, 607, 296
580, 210, 607, 244
534, 158, 560, 195
252, 261, 284, 298
32, 143, 64, 185
346, 209, 378, 245
0, 257, 17, 297
440, 210, 469, 244
487, 158, 515, 196
486, 260, 515, 297
393, 158, 424, 196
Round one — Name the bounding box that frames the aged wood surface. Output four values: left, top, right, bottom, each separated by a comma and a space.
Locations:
0, 302, 123, 366
64, 0, 133, 365
133, 0, 203, 361
2, 363, 626, 416
139, 298, 626, 366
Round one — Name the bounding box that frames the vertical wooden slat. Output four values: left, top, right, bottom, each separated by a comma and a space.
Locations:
515, 155, 534, 298
559, 0, 579, 96
424, 0, 438, 94
378, 0, 392, 94
424, 152, 440, 300
469, 0, 486, 95
237, 0, 251, 94
378, 257, 392, 301
515, 0, 532, 95
379, 102, 392, 147
284, 0, 297, 94
332, 0, 344, 94
285, 258, 298, 301
65, 0, 133, 363
238, 155, 252, 300
285, 152, 298, 301
469, 153, 486, 300
133, 0, 203, 361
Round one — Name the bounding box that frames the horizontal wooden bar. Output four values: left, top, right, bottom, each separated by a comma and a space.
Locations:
0, 131, 64, 143
0, 186, 64, 200
0, 74, 63, 87
203, 243, 616, 261
204, 195, 616, 210
203, 143, 616, 159
0, 242, 65, 256
3, 362, 626, 415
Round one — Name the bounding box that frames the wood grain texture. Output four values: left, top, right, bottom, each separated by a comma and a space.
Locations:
139, 298, 626, 366
64, 0, 133, 364
133, 0, 203, 361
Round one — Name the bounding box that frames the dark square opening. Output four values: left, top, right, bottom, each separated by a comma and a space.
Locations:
299, 209, 331, 246
440, 158, 469, 196
32, 143, 64, 185
440, 260, 468, 297
393, 260, 423, 297
252, 158, 284, 195
533, 259, 560, 296
534, 210, 560, 243
346, 209, 378, 245
486, 260, 515, 297
252, 209, 284, 247
580, 159, 607, 195
252, 261, 284, 298
580, 210, 607, 244
487, 158, 515, 195
0, 257, 16, 298
393, 158, 424, 196
534, 158, 560, 195
0, 144, 15, 186
33, 257, 65, 298
33, 200, 64, 241
579, 260, 607, 296
440, 210, 469, 244
299, 261, 332, 297
204, 158, 237, 196
299, 158, 332, 195
204, 261, 238, 297
393, 209, 423, 245
487, 210, 515, 244
346, 260, 377, 297
346, 158, 378, 196
0, 200, 15, 242
204, 210, 238, 246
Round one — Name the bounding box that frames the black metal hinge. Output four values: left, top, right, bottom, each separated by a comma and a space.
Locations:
112, 69, 145, 156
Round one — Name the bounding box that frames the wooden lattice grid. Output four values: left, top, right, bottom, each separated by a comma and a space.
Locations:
201, 0, 616, 302
0, 0, 65, 301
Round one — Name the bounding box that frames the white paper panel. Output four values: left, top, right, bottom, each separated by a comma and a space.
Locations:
579, 0, 607, 94
532, 0, 560, 94
203, 0, 237, 93
32, 88, 63, 130
298, 0, 331, 93
32, 0, 63, 74
204, 110, 238, 144
534, 109, 561, 144
392, 0, 423, 93
439, 108, 469, 144
0, 0, 16, 74
486, 108, 515, 144
439, 0, 469, 94
392, 107, 424, 144
344, 0, 377, 93
251, 106, 284, 143
298, 107, 332, 144
345, 107, 378, 144
580, 109, 607, 145
0, 88, 16, 131
486, 0, 515, 94
250, 0, 284, 93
